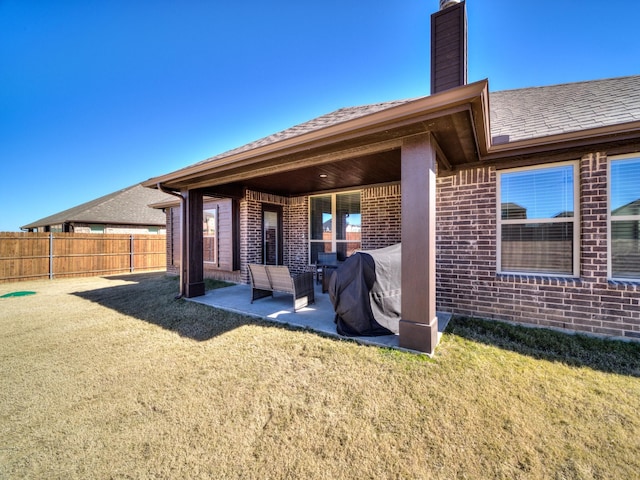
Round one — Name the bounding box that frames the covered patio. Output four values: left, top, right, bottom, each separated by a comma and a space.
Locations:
145, 80, 490, 355
188, 282, 451, 353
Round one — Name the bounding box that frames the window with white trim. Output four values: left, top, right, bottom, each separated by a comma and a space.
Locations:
497, 162, 579, 276
309, 191, 361, 264
203, 207, 217, 265
609, 155, 640, 280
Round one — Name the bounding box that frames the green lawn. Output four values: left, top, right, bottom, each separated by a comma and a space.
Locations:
1, 273, 639, 479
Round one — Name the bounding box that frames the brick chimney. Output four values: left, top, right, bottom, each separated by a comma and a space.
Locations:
431, 0, 467, 94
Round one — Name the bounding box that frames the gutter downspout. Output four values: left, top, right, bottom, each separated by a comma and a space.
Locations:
157, 183, 186, 299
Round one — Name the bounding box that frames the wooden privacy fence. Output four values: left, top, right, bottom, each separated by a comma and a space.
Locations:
0, 232, 166, 283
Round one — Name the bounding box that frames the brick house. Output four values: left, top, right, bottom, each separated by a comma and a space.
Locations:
144, 1, 640, 353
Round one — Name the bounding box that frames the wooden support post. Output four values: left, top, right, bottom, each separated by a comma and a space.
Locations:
182, 189, 205, 298
399, 133, 438, 354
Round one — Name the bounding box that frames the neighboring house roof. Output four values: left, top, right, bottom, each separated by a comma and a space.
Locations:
21, 184, 176, 230
613, 198, 640, 216
193, 75, 640, 167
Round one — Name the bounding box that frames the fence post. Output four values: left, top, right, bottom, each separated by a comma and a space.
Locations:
49, 232, 54, 279
130, 235, 134, 272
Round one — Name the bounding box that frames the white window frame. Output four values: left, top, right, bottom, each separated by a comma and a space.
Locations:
608, 153, 640, 281
496, 161, 580, 277
308, 190, 361, 264
203, 206, 218, 266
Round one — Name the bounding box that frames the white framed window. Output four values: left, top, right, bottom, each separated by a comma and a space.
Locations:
608, 154, 640, 280
203, 207, 218, 265
309, 191, 361, 264
497, 162, 579, 276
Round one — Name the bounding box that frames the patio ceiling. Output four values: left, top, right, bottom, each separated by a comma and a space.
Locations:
221, 149, 403, 197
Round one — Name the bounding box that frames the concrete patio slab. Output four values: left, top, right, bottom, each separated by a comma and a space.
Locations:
188, 282, 451, 354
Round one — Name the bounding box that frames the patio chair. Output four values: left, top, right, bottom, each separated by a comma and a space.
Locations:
248, 263, 273, 303
248, 264, 315, 311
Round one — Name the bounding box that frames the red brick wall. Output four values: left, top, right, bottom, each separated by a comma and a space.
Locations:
240, 191, 310, 283
239, 193, 263, 284
435, 167, 497, 317
362, 184, 402, 249
435, 155, 640, 340
284, 196, 309, 274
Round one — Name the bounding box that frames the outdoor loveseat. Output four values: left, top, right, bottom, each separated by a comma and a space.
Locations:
247, 264, 315, 312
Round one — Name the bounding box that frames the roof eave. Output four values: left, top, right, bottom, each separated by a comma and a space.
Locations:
482, 120, 640, 162
143, 79, 491, 191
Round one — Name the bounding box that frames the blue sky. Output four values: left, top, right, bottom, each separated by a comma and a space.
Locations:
1, 0, 638, 231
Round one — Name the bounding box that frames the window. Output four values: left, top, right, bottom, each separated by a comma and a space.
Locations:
497, 162, 578, 276
203, 207, 217, 264
609, 155, 640, 280
309, 191, 361, 263
90, 224, 105, 233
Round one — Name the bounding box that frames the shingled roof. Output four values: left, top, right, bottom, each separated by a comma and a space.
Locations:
194, 99, 415, 167
193, 75, 640, 167
21, 184, 176, 230
489, 75, 640, 144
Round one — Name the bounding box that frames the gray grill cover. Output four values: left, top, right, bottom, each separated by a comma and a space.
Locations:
328, 243, 401, 336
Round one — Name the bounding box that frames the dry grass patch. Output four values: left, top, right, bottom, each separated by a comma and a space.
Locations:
1, 273, 639, 479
